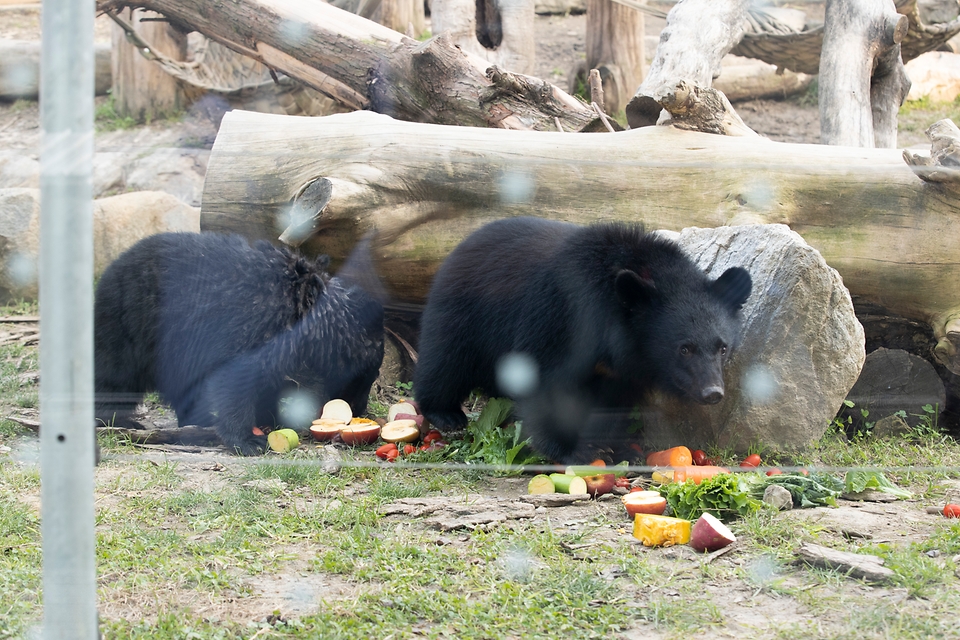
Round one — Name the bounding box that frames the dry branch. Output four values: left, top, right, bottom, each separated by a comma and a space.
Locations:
96, 0, 596, 131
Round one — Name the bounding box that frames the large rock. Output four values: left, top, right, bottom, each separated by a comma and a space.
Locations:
840, 347, 945, 429
641, 224, 865, 453
904, 51, 960, 103
0, 189, 199, 301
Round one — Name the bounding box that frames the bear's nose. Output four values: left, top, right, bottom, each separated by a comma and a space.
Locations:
700, 387, 724, 404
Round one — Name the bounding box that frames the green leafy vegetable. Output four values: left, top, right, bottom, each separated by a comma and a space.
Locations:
460, 398, 548, 473
658, 473, 762, 522
844, 470, 913, 499
743, 473, 843, 508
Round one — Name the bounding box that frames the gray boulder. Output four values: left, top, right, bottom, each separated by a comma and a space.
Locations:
641, 224, 865, 453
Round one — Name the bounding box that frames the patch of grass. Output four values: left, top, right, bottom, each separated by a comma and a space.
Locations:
897, 97, 960, 146
95, 94, 138, 131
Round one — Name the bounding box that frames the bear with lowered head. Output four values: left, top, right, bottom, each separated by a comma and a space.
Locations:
413, 217, 752, 463
94, 232, 384, 455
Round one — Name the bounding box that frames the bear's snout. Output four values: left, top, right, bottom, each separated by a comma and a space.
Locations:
700, 386, 724, 404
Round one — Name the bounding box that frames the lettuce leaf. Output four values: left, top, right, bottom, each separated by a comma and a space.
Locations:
844, 470, 912, 499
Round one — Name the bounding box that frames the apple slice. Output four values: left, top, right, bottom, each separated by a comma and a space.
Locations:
309, 418, 344, 441
267, 428, 299, 453
388, 401, 418, 422
320, 398, 353, 423
380, 419, 420, 443
689, 512, 737, 552
621, 491, 667, 516
393, 412, 424, 427
527, 474, 556, 494
340, 422, 381, 445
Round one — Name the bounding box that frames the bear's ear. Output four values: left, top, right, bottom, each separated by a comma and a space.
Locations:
615, 269, 657, 308
710, 267, 752, 312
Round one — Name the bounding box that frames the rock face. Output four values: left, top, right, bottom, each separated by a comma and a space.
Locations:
641, 224, 865, 453
0, 188, 199, 301
904, 51, 960, 103
840, 347, 945, 430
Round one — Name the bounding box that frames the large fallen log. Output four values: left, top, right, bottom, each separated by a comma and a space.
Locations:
96, 0, 596, 131
199, 109, 960, 373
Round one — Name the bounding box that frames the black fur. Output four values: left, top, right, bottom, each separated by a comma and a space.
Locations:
413, 217, 751, 463
95, 232, 384, 455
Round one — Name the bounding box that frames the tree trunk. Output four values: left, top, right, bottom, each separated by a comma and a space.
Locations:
0, 40, 112, 99
377, 0, 426, 38
97, 0, 590, 131
819, 0, 910, 147
110, 8, 187, 122
431, 0, 537, 75
198, 109, 960, 373
580, 0, 645, 115
625, 0, 748, 128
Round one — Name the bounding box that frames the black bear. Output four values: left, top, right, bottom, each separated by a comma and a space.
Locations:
94, 232, 384, 455
413, 217, 752, 463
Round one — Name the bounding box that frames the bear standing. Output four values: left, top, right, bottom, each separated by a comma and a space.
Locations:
95, 232, 384, 455
413, 217, 752, 463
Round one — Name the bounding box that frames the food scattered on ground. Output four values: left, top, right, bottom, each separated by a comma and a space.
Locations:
266, 428, 299, 453
691, 449, 708, 466
393, 412, 424, 427
843, 470, 913, 499
622, 490, 667, 516
381, 419, 421, 443
739, 453, 762, 468
375, 443, 398, 460
943, 503, 960, 518
646, 446, 693, 467
549, 473, 588, 495
320, 398, 353, 423
632, 513, 692, 547
663, 465, 731, 485
689, 512, 737, 552
309, 419, 346, 440
251, 426, 265, 436
339, 421, 381, 445
527, 474, 556, 494
388, 401, 418, 422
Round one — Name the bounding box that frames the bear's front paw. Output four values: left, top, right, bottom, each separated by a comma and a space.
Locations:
421, 408, 468, 431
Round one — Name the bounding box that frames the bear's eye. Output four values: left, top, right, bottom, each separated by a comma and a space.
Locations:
680, 345, 693, 356
719, 345, 727, 356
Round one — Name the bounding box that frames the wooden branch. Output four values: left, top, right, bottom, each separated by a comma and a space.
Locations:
431, 0, 536, 75
819, 0, 910, 147
96, 0, 595, 131
584, 0, 646, 114
199, 109, 960, 373
625, 0, 750, 129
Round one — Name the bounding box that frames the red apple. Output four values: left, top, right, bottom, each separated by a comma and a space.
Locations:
388, 401, 418, 422
339, 422, 381, 445
309, 418, 345, 441
583, 472, 616, 496
689, 512, 737, 552
621, 491, 667, 516
381, 419, 420, 443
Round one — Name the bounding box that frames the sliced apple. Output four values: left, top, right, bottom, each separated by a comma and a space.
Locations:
393, 412, 424, 427
320, 398, 353, 423
527, 474, 556, 494
388, 401, 418, 422
340, 422, 381, 445
380, 419, 420, 443
309, 418, 345, 441
267, 428, 299, 453
689, 512, 737, 552
621, 491, 667, 516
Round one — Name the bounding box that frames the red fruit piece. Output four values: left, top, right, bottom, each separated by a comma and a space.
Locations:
252, 426, 265, 437
403, 444, 416, 456
375, 443, 398, 460
766, 468, 782, 476
385, 449, 400, 462
691, 449, 708, 466
943, 504, 960, 518
422, 430, 443, 445
614, 476, 631, 488
740, 453, 762, 468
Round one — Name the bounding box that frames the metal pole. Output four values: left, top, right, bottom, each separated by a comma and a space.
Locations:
39, 0, 99, 637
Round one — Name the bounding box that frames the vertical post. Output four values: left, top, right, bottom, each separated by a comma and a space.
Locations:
39, 0, 98, 637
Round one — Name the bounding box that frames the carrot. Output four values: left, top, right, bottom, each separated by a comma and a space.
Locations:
645, 446, 693, 467
672, 466, 730, 484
